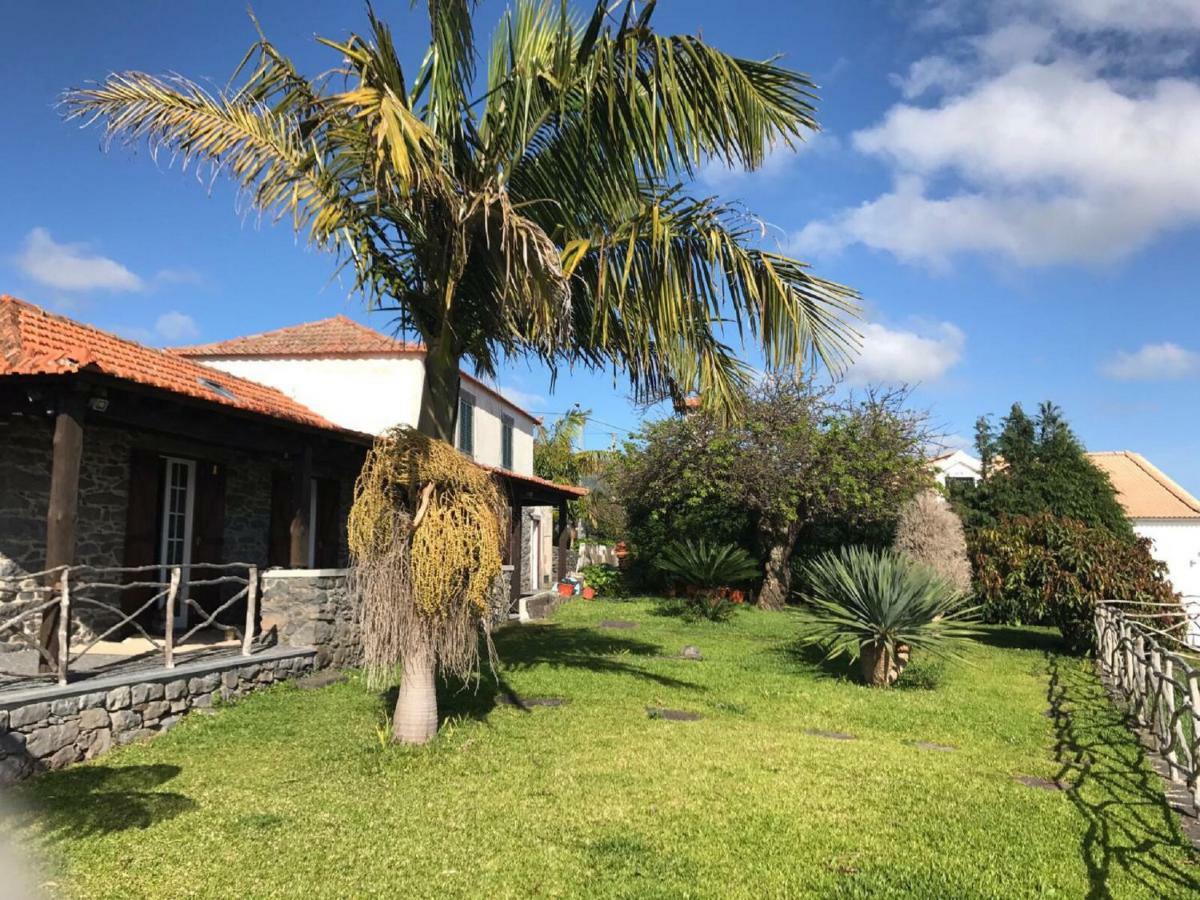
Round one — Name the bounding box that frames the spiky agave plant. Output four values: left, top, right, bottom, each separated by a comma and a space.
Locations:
655, 539, 759, 620
795, 546, 978, 686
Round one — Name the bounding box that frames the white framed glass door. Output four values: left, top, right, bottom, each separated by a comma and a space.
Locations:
158, 457, 196, 628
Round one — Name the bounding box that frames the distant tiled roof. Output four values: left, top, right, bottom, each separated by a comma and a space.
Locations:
0, 295, 356, 434
173, 314, 542, 424
1088, 451, 1200, 520
171, 315, 423, 358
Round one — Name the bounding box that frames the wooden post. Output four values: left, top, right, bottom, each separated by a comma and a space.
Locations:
289, 446, 313, 568
1188, 670, 1200, 808
56, 569, 70, 686
38, 393, 85, 673
164, 567, 180, 669
509, 498, 524, 610
556, 499, 570, 583
1133, 635, 1147, 724
243, 566, 258, 656
1164, 654, 1185, 784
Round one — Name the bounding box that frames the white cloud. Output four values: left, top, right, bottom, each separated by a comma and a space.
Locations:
795, 4, 1200, 268
843, 320, 965, 386
16, 227, 144, 292
1101, 342, 1200, 380
1042, 0, 1200, 33
155, 311, 199, 342
495, 385, 545, 412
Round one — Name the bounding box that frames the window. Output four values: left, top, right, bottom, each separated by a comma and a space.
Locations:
158, 457, 196, 628
946, 476, 976, 491
501, 414, 514, 470
197, 377, 237, 401
457, 392, 475, 456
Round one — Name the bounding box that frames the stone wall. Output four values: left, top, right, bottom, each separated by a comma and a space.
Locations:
260, 569, 359, 668
223, 452, 273, 565
0, 418, 131, 641
0, 647, 315, 785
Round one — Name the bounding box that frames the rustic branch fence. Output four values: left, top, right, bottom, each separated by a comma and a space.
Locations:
1094, 599, 1200, 809
0, 563, 259, 685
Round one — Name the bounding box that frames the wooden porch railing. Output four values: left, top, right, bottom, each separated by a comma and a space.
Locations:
1094, 599, 1200, 809
0, 563, 259, 685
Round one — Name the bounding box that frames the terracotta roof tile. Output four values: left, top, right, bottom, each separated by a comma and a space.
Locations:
1087, 451, 1200, 520
481, 464, 589, 497
0, 295, 360, 435
171, 314, 424, 358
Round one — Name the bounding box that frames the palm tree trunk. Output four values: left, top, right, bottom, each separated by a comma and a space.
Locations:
860, 641, 893, 687
757, 522, 800, 610
392, 637, 438, 743
417, 338, 461, 443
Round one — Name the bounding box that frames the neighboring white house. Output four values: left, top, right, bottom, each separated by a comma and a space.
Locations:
929, 449, 983, 489
173, 315, 561, 592
1087, 452, 1200, 637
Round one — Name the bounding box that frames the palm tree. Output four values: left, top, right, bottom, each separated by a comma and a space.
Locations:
63, 0, 858, 440
63, 0, 860, 742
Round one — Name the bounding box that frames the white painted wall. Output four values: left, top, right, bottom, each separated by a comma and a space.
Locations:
200, 356, 537, 474
1133, 518, 1200, 644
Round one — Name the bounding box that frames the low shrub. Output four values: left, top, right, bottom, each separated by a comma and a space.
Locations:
579, 563, 628, 598
969, 513, 1178, 653
892, 491, 972, 595
654, 539, 758, 621
794, 546, 977, 687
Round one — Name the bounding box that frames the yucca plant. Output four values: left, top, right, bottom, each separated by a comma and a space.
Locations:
655, 539, 758, 620
795, 546, 978, 687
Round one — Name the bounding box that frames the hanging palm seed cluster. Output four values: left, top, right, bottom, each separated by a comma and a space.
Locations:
348, 427, 506, 688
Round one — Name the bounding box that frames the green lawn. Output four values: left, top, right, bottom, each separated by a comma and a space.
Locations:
10, 599, 1200, 898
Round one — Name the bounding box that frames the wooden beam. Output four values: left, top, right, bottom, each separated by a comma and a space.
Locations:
509, 501, 524, 608
556, 499, 570, 583
38, 393, 85, 672
289, 445, 313, 568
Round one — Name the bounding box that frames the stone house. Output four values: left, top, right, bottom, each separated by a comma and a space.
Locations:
0, 295, 583, 646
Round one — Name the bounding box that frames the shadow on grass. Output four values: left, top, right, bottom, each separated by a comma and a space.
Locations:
380, 625, 703, 727
14, 764, 195, 840
972, 626, 1067, 654
780, 642, 945, 690
1046, 654, 1200, 899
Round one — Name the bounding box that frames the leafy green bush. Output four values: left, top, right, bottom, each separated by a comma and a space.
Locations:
579, 564, 627, 598
970, 513, 1177, 653
794, 547, 977, 686
654, 539, 758, 621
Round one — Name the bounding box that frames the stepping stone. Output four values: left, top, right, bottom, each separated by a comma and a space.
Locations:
804, 728, 856, 741
1015, 774, 1064, 791
647, 707, 702, 721
295, 670, 348, 691
599, 620, 638, 630
913, 741, 957, 752
496, 696, 568, 710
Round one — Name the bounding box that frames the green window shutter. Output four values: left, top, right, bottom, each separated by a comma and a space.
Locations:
458, 394, 475, 456
501, 415, 514, 470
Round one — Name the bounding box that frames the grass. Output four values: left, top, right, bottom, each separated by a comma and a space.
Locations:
9, 598, 1200, 898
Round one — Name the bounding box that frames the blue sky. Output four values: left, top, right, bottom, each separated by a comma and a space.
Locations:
4, 1, 1200, 492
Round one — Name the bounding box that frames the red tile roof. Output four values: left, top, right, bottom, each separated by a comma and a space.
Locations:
173, 315, 543, 424
171, 314, 424, 358
0, 295, 358, 435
